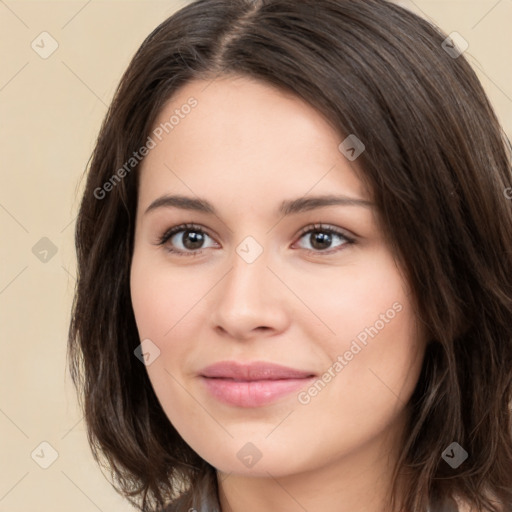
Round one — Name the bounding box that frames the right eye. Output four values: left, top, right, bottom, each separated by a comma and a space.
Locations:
157, 223, 218, 256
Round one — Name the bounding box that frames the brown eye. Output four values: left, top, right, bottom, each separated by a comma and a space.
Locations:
158, 224, 217, 256
177, 229, 206, 250
295, 224, 354, 254
308, 231, 334, 250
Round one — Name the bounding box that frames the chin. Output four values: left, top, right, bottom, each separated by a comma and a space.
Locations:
199, 439, 312, 478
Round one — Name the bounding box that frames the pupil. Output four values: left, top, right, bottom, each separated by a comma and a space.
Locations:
183, 230, 204, 249
311, 232, 331, 250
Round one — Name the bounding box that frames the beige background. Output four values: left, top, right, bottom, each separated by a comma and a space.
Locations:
0, 1, 511, 511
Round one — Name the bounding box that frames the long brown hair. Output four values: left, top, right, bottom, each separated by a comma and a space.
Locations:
68, 1, 512, 511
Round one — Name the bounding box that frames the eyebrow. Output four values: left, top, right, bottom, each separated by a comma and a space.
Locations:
144, 194, 373, 216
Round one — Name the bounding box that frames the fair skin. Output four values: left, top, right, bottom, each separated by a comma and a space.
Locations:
130, 75, 427, 512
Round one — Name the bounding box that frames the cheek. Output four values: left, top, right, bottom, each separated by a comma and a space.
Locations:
292, 249, 411, 354
129, 249, 216, 395
130, 252, 205, 427
314, 293, 422, 435
130, 248, 210, 341
296, 251, 422, 412
291, 293, 422, 471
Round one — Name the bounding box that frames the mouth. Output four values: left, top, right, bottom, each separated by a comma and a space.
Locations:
199, 361, 316, 408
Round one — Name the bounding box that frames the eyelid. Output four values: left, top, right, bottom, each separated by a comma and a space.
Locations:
295, 223, 355, 243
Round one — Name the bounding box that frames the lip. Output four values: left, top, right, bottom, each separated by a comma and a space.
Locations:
199, 361, 316, 408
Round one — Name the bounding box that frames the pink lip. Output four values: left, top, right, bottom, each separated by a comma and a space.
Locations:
199, 361, 316, 407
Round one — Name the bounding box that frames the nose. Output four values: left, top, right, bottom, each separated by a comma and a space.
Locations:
210, 245, 290, 341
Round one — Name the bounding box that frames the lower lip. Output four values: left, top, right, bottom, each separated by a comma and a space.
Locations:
200, 376, 315, 407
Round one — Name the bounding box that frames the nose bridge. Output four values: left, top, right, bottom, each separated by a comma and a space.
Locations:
223, 235, 269, 304
210, 234, 287, 337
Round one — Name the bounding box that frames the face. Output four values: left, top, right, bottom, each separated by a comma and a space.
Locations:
130, 75, 426, 479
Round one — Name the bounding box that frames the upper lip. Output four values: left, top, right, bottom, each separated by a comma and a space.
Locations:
200, 361, 316, 381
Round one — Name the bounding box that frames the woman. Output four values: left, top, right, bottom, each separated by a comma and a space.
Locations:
68, 0, 512, 511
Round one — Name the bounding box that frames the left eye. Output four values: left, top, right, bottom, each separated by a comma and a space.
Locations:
294, 225, 353, 253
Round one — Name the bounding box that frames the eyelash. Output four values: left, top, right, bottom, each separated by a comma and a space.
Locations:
156, 222, 355, 257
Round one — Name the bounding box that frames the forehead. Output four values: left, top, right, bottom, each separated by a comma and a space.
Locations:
138, 76, 368, 209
